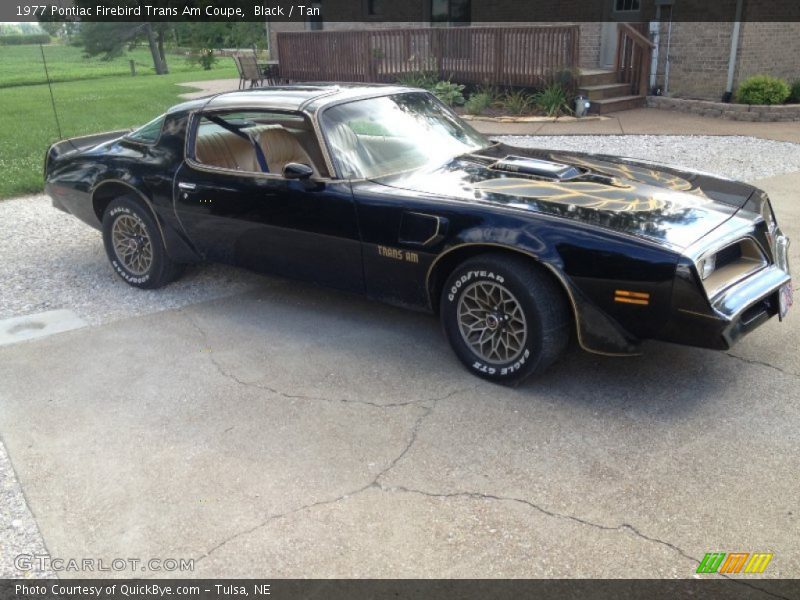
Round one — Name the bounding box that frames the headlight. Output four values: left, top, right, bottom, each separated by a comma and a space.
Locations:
761, 198, 778, 249
761, 199, 777, 232
698, 254, 716, 280
695, 238, 767, 297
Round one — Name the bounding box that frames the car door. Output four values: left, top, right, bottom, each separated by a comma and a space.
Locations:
352, 183, 453, 309
172, 110, 363, 294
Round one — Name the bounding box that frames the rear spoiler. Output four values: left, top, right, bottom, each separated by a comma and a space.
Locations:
45, 129, 131, 177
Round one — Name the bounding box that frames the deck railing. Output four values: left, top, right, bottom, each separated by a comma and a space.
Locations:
615, 23, 654, 96
276, 26, 580, 88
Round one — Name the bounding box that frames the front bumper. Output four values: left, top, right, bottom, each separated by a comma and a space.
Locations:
713, 262, 791, 349
662, 234, 791, 350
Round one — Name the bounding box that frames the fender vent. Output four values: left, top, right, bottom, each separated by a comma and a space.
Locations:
491, 156, 583, 180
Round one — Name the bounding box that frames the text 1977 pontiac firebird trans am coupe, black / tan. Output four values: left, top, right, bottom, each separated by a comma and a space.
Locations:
44, 85, 793, 384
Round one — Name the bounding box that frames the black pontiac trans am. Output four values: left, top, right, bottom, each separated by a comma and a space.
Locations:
45, 85, 793, 383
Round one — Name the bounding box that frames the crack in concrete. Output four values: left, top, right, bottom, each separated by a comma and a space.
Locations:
182, 309, 477, 409
183, 308, 793, 594
193, 373, 711, 581
195, 471, 791, 598
186, 306, 474, 565
192, 481, 375, 565
725, 352, 798, 379
382, 485, 699, 563
380, 486, 791, 599
194, 392, 442, 565
373, 406, 433, 484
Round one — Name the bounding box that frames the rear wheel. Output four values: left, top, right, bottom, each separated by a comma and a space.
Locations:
440, 254, 570, 385
102, 196, 183, 289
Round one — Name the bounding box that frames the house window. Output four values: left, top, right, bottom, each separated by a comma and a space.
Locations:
365, 0, 384, 16
614, 0, 640, 11
309, 1, 323, 29
430, 0, 470, 23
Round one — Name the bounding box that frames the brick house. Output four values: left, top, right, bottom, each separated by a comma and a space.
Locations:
267, 0, 800, 105
647, 21, 800, 100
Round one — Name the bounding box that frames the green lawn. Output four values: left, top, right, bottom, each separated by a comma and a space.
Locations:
0, 43, 217, 88
0, 45, 238, 198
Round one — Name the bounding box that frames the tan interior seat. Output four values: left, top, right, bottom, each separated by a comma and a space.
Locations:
195, 123, 318, 176
195, 130, 259, 172
258, 127, 317, 176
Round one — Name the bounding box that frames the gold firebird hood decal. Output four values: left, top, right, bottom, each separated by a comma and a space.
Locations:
560, 155, 696, 192
473, 178, 669, 212
474, 156, 712, 213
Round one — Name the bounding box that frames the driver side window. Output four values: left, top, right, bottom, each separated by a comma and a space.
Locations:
191, 110, 328, 178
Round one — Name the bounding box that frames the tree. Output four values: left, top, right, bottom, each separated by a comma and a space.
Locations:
38, 8, 81, 42
38, 21, 63, 38
76, 21, 169, 74
71, 0, 173, 74
175, 22, 268, 55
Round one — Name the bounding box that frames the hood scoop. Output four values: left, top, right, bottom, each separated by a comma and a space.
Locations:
490, 156, 583, 181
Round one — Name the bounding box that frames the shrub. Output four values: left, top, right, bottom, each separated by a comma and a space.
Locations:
552, 68, 579, 96
187, 49, 217, 70
735, 75, 790, 105
534, 83, 572, 117
501, 89, 534, 115
396, 71, 437, 90
464, 92, 492, 115
0, 34, 51, 45
432, 80, 465, 106
789, 80, 800, 104
198, 49, 216, 70
477, 83, 500, 99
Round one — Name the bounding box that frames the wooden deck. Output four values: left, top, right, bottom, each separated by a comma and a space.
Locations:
276, 26, 581, 87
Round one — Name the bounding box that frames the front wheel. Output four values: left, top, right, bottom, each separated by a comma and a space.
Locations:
441, 254, 571, 385
102, 196, 183, 289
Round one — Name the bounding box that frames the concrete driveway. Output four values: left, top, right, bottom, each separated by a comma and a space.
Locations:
1, 172, 798, 586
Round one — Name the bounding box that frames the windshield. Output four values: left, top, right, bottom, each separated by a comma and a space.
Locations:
126, 114, 165, 144
321, 92, 489, 179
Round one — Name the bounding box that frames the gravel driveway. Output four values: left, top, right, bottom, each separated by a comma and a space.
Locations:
0, 199, 261, 326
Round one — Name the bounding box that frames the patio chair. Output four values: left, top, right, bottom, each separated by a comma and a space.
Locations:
263, 63, 281, 86
237, 54, 264, 88
232, 55, 247, 90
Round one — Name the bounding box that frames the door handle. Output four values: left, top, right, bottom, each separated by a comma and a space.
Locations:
178, 182, 196, 191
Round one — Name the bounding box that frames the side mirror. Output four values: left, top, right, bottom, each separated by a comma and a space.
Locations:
283, 162, 314, 180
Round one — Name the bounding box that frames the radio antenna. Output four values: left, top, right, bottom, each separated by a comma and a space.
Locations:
40, 43, 63, 140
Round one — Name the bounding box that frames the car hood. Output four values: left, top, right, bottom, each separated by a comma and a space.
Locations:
370, 143, 756, 249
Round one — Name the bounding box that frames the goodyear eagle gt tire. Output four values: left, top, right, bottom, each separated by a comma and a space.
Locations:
441, 254, 570, 384
102, 196, 183, 289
